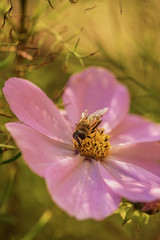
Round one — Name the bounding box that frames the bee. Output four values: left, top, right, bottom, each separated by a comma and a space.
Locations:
73, 107, 108, 145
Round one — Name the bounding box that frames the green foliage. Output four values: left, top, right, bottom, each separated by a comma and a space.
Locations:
21, 210, 53, 240
0, 152, 21, 165
0, 53, 15, 70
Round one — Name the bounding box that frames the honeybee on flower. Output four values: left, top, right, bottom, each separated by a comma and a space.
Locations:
3, 67, 160, 220
73, 107, 111, 160
73, 107, 108, 145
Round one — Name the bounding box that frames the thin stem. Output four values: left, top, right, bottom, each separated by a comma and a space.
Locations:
19, 0, 27, 35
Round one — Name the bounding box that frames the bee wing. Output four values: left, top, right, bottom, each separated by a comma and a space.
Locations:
87, 107, 108, 122
81, 110, 88, 120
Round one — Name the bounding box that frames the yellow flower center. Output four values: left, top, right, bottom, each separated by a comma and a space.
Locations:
73, 128, 111, 160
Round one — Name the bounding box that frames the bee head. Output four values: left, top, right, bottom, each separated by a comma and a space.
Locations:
73, 131, 86, 145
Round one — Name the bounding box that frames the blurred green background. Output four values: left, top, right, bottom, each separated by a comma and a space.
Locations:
0, 0, 160, 239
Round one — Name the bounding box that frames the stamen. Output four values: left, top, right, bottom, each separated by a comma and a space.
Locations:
73, 128, 111, 160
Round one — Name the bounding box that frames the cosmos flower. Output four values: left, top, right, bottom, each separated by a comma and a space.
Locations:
3, 67, 160, 220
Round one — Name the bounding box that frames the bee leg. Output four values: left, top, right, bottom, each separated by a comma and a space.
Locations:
86, 136, 91, 139
91, 120, 102, 132
99, 129, 104, 135
73, 132, 81, 145
76, 136, 81, 146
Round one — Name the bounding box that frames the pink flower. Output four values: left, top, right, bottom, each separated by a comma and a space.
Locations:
3, 67, 160, 220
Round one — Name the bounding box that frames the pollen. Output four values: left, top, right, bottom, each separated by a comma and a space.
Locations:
73, 128, 111, 160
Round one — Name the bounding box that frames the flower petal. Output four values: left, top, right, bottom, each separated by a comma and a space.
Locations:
3, 78, 72, 143
100, 160, 160, 202
110, 141, 160, 177
63, 67, 129, 132
6, 122, 74, 177
45, 157, 120, 220
110, 115, 160, 146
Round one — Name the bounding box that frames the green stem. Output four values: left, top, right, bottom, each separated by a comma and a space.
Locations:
19, 0, 27, 35
0, 144, 17, 149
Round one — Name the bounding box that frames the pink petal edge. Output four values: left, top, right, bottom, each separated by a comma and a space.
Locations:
3, 78, 73, 143
109, 114, 160, 146
6, 122, 74, 177
110, 141, 160, 177
99, 159, 160, 202
45, 157, 121, 220
63, 67, 130, 132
